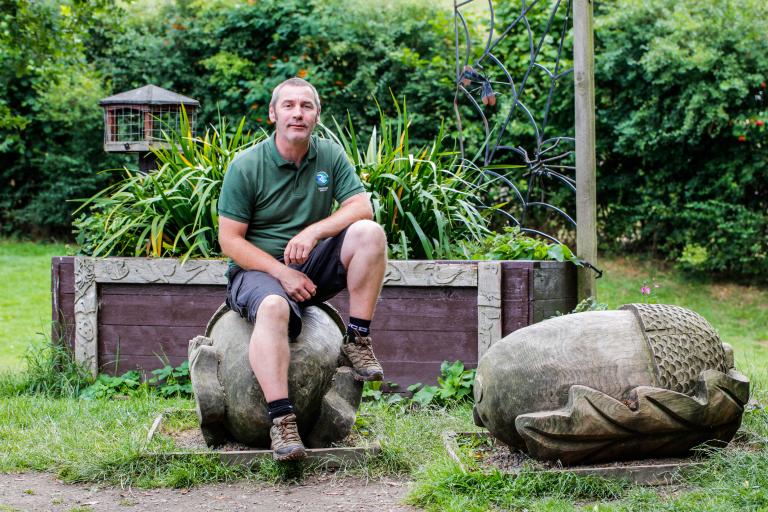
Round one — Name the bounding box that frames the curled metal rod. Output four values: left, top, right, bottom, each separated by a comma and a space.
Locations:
454, 0, 577, 245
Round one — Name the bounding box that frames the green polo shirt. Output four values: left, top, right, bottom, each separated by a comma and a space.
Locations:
218, 133, 365, 260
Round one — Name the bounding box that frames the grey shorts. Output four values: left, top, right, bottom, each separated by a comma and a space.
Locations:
226, 228, 349, 338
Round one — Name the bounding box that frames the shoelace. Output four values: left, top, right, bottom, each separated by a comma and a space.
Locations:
349, 337, 379, 365
273, 420, 302, 446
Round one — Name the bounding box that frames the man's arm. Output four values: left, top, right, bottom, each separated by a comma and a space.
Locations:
219, 217, 317, 302
283, 192, 373, 265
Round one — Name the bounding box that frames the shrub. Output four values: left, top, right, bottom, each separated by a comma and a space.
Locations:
74, 112, 260, 260
593, 0, 768, 279
0, 1, 129, 237
447, 226, 580, 264
105, 0, 458, 147
328, 99, 494, 259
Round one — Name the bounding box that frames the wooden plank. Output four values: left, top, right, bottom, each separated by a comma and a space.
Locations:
56, 257, 75, 292
82, 258, 477, 287
52, 259, 77, 347
91, 257, 228, 285
531, 298, 578, 323
384, 261, 477, 287
477, 262, 503, 357
98, 294, 224, 326
151, 445, 380, 467
371, 330, 477, 363
500, 265, 529, 300
501, 302, 529, 336
101, 284, 225, 296
51, 257, 62, 343
333, 286, 476, 301
56, 293, 76, 349
532, 265, 578, 300
99, 325, 202, 357
100, 354, 187, 374
574, 0, 598, 301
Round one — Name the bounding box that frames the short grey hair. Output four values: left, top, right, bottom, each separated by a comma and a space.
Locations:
270, 77, 321, 112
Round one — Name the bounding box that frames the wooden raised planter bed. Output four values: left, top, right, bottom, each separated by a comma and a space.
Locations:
52, 257, 576, 387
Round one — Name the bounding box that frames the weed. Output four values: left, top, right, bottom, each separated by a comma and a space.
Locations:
408, 361, 476, 408
448, 226, 580, 265
408, 461, 627, 511
147, 361, 192, 398
554, 297, 609, 317
78, 360, 192, 400
0, 339, 93, 398
361, 380, 404, 405
79, 371, 148, 400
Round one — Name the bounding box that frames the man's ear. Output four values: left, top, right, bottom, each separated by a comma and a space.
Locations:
268, 105, 276, 123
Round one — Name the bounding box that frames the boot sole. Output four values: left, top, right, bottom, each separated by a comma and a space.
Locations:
352, 371, 384, 382
272, 449, 307, 461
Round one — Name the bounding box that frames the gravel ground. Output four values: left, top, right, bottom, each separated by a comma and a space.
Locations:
0, 472, 417, 512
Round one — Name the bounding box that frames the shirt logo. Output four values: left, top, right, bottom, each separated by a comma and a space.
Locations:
315, 171, 329, 192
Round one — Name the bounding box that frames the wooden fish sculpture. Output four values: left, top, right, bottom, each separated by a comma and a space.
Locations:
472, 304, 750, 465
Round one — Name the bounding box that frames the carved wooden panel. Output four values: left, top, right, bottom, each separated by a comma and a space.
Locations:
73, 258, 98, 376
477, 262, 503, 357
383, 261, 477, 287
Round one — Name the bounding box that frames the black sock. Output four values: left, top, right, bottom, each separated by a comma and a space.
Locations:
267, 398, 294, 421
346, 317, 372, 339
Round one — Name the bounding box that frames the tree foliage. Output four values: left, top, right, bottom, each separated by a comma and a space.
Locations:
2, 0, 766, 278
594, 0, 768, 279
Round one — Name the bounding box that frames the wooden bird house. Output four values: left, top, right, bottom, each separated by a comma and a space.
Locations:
99, 84, 199, 172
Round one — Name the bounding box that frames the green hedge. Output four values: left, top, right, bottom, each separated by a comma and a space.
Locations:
593, 0, 768, 279
3, 0, 766, 279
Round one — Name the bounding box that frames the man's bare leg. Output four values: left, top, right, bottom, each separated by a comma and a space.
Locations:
340, 219, 388, 319
249, 294, 291, 402
339, 220, 387, 380
248, 294, 305, 460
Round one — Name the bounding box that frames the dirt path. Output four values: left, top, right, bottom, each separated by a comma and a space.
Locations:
0, 472, 418, 512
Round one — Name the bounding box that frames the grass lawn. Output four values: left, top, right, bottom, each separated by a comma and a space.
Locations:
0, 240, 766, 511
0, 240, 70, 370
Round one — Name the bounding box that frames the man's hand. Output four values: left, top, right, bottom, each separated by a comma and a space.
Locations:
276, 266, 317, 302
283, 227, 319, 265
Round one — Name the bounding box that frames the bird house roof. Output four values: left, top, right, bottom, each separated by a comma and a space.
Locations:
99, 84, 200, 106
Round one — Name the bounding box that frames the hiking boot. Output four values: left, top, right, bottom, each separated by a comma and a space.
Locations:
342, 334, 384, 381
269, 413, 306, 461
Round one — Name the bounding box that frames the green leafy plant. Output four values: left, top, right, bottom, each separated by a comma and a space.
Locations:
361, 380, 405, 406
326, 98, 494, 259
74, 111, 261, 261
148, 361, 193, 398
407, 361, 476, 408
79, 370, 147, 400
448, 226, 581, 264
593, 0, 768, 279
570, 297, 608, 313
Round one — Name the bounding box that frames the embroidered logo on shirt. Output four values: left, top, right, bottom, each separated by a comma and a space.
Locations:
315, 171, 329, 192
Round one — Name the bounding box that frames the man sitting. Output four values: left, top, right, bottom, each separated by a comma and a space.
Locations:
218, 77, 387, 461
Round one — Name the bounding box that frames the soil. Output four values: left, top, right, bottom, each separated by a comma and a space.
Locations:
459, 433, 700, 472
0, 472, 417, 512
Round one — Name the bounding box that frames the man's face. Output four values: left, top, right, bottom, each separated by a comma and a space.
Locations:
269, 85, 320, 146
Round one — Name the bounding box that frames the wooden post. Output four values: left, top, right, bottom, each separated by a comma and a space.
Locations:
573, 0, 597, 301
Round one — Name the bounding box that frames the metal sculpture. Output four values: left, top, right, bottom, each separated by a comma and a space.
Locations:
454, 0, 577, 244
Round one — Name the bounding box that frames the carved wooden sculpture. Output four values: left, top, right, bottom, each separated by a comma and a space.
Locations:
472, 304, 750, 465
189, 303, 362, 448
